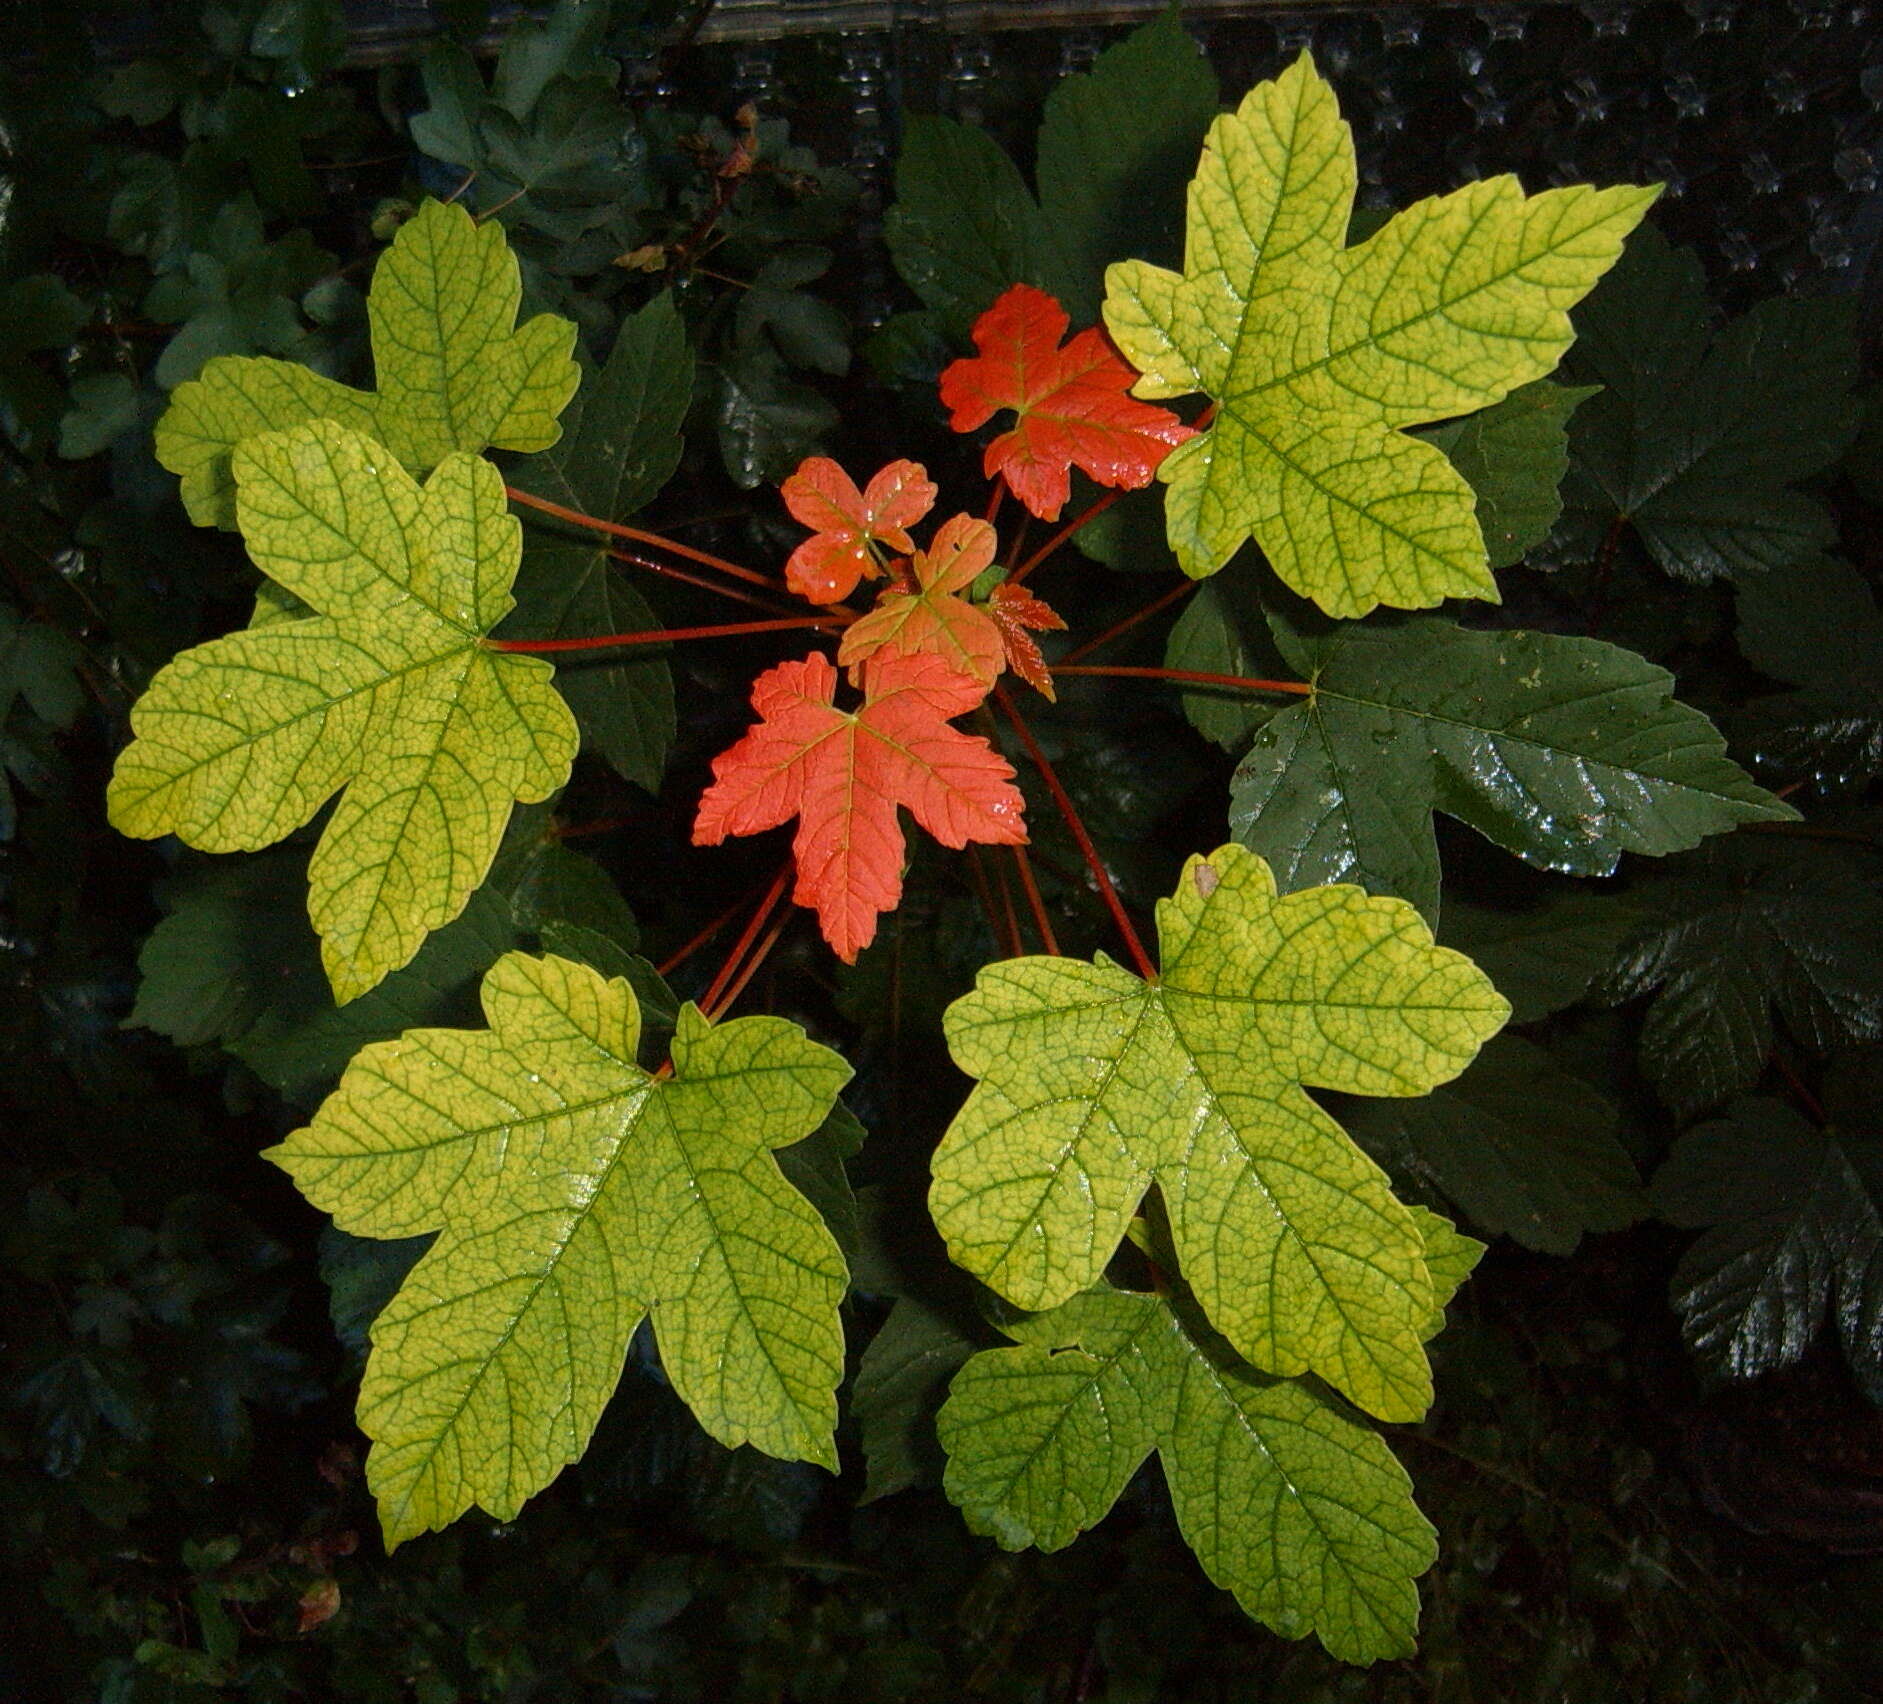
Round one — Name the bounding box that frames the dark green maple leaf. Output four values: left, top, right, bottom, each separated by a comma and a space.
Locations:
885, 13, 1217, 337
1554, 226, 1861, 581
502, 293, 691, 791
1652, 1086, 1883, 1399
1345, 1035, 1643, 1254
1601, 841, 1883, 1119
1226, 603, 1790, 920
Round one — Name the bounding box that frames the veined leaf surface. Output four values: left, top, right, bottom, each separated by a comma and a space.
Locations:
1102, 52, 1655, 614
156, 198, 580, 527
939, 1281, 1446, 1663
108, 418, 577, 1001
929, 844, 1507, 1420
269, 951, 852, 1545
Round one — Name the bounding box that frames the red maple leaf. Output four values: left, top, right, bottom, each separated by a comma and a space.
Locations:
780, 456, 938, 604
988, 581, 1067, 699
838, 514, 1005, 690
693, 651, 1027, 961
938, 283, 1196, 522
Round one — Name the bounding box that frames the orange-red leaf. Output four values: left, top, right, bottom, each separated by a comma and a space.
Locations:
693, 651, 1027, 961
939, 283, 1196, 522
838, 514, 1004, 689
989, 581, 1067, 699
780, 456, 937, 604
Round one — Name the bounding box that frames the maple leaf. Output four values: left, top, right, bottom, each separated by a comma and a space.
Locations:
694, 651, 1026, 962
1653, 1082, 1883, 1400
928, 843, 1507, 1421
1102, 52, 1657, 616
988, 581, 1066, 698
108, 418, 578, 1003
1225, 603, 1793, 920
937, 1254, 1476, 1664
838, 514, 1005, 687
269, 951, 852, 1545
156, 199, 580, 529
780, 456, 938, 603
939, 283, 1195, 522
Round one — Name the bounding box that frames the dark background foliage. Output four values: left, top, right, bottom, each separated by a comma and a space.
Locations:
3, 1, 1882, 1699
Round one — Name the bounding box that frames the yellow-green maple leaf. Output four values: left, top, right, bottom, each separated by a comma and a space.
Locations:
1102, 52, 1657, 616
939, 1282, 1415, 1662
107, 418, 577, 1001
269, 952, 853, 1547
156, 198, 579, 529
928, 844, 1506, 1421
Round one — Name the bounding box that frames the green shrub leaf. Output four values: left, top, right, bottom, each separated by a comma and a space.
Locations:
155, 198, 580, 527
1103, 52, 1655, 613
929, 843, 1506, 1421
269, 951, 852, 1545
108, 418, 577, 1001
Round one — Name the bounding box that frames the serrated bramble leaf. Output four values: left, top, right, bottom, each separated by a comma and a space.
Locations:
938, 1284, 1437, 1663
1652, 1095, 1883, 1397
155, 199, 580, 528
268, 951, 852, 1546
1556, 226, 1861, 581
694, 651, 1026, 962
988, 581, 1066, 698
939, 284, 1195, 522
930, 844, 1507, 1420
780, 456, 937, 604
1228, 610, 1793, 920
1601, 842, 1883, 1118
107, 419, 578, 1002
838, 515, 1004, 687
1102, 52, 1656, 615
1347, 1034, 1643, 1255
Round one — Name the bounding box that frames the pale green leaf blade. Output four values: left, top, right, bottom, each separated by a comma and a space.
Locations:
152, 198, 580, 529
939, 1284, 1439, 1663
931, 845, 1506, 1422
361, 1198, 646, 1547
154, 356, 379, 528
637, 1006, 854, 1468
1102, 51, 1655, 614
1408, 1205, 1483, 1336
932, 955, 1156, 1311
937, 1288, 1162, 1551
1154, 845, 1504, 1418
365, 199, 579, 466
1151, 1305, 1436, 1664
269, 953, 851, 1544
109, 419, 578, 1002
1230, 615, 1794, 920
